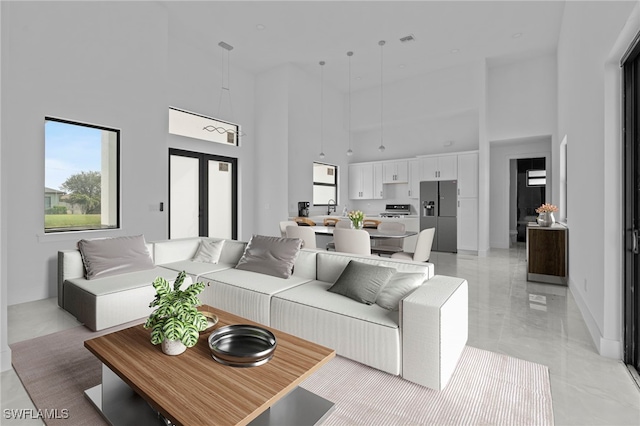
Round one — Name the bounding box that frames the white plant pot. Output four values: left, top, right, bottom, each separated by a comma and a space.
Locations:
161, 338, 187, 356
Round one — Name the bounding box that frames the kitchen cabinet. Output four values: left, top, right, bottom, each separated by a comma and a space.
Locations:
348, 163, 374, 199
457, 197, 478, 251
421, 154, 457, 181
373, 162, 384, 199
382, 160, 408, 183
408, 159, 420, 199
457, 152, 478, 198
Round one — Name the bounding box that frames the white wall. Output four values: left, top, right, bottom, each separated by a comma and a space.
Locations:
557, 0, 638, 358
489, 137, 552, 249
487, 54, 557, 142
1, 1, 171, 305
0, 0, 8, 372
254, 64, 290, 236
349, 63, 481, 164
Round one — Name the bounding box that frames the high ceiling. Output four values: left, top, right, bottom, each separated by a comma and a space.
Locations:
165, 1, 566, 92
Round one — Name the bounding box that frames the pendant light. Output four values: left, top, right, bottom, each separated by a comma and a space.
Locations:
203, 41, 245, 137
319, 60, 326, 159
346, 51, 354, 156
378, 40, 386, 153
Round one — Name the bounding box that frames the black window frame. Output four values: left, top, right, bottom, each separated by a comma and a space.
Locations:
44, 116, 121, 233
312, 161, 338, 206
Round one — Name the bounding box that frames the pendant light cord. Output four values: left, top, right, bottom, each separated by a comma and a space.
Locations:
379, 40, 386, 152
347, 51, 353, 156
319, 61, 326, 158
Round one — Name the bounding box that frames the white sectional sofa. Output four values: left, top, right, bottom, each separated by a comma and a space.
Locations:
58, 236, 468, 390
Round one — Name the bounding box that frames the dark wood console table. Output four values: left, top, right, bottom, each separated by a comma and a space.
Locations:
526, 223, 568, 285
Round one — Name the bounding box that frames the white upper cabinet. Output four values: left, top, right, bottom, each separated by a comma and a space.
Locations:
382, 160, 408, 183
421, 154, 458, 181
348, 163, 374, 199
457, 152, 479, 198
373, 162, 384, 199
408, 159, 421, 199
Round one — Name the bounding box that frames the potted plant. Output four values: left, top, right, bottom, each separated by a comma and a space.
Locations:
535, 203, 558, 227
144, 271, 208, 355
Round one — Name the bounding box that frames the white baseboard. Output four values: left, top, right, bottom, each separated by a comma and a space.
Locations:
569, 283, 622, 359
1, 347, 12, 372
599, 336, 623, 359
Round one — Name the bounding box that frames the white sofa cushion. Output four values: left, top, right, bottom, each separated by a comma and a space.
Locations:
199, 265, 315, 326
158, 260, 233, 280
64, 266, 180, 296
192, 239, 225, 263
272, 280, 401, 374
316, 251, 434, 283
376, 271, 427, 311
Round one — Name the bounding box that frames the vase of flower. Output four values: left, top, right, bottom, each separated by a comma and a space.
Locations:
347, 210, 364, 230
535, 203, 558, 227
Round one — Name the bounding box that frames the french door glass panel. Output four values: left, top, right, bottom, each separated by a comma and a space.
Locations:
169, 155, 199, 238
208, 160, 233, 239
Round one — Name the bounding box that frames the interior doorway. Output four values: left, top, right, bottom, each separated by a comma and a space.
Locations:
510, 157, 546, 242
169, 149, 237, 240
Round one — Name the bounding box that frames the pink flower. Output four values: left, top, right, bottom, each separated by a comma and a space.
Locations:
535, 203, 558, 213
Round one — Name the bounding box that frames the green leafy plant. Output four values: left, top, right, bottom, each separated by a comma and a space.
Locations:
144, 271, 208, 348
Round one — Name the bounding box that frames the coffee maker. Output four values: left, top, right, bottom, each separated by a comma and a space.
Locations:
297, 201, 310, 217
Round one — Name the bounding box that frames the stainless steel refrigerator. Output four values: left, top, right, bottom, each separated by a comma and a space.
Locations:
420, 180, 457, 253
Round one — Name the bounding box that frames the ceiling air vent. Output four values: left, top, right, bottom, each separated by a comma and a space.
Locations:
399, 34, 416, 43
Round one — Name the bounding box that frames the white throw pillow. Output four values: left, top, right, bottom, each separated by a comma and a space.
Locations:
375, 272, 426, 310
192, 239, 225, 264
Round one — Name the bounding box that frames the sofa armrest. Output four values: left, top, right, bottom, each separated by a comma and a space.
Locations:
57, 250, 85, 308
400, 275, 468, 390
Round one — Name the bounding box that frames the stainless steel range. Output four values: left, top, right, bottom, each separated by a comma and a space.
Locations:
379, 204, 411, 218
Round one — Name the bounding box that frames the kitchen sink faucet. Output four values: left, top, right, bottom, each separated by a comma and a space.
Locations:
327, 199, 337, 215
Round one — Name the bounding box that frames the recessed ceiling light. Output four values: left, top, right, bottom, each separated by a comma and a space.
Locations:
512, 32, 522, 38
450, 48, 460, 54
399, 64, 406, 69
256, 24, 266, 30
355, 76, 362, 81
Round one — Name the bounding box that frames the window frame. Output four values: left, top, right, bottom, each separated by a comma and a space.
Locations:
168, 106, 240, 146
44, 116, 121, 233
312, 161, 338, 206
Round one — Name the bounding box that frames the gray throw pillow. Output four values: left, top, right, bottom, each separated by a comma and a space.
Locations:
235, 235, 302, 279
77, 235, 154, 280
376, 272, 426, 311
192, 239, 225, 264
328, 260, 396, 305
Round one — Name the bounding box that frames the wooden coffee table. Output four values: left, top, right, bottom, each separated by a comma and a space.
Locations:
84, 305, 336, 426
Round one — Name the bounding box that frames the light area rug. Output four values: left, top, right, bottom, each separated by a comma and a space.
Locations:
10, 323, 554, 425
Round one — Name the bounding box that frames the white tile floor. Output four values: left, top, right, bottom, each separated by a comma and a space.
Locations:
1, 244, 640, 425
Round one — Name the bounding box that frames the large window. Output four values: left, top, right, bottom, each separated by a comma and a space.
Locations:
313, 162, 338, 205
44, 117, 120, 232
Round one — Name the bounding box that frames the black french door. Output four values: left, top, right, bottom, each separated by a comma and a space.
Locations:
169, 149, 238, 240
623, 31, 640, 372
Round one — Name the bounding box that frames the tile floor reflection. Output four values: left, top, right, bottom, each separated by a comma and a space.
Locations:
2, 244, 640, 425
